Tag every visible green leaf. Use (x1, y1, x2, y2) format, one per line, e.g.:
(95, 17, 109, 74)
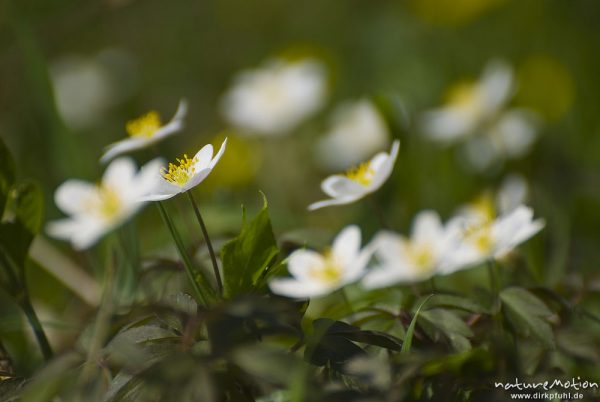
(402, 294, 433, 354)
(0, 137, 16, 216)
(221, 194, 279, 298)
(0, 180, 44, 268)
(420, 294, 490, 314)
(500, 287, 555, 348)
(419, 308, 473, 352)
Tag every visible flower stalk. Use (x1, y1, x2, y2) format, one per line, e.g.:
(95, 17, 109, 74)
(186, 191, 223, 295)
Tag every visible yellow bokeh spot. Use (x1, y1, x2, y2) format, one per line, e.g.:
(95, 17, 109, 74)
(515, 56, 574, 121)
(202, 132, 260, 191)
(126, 111, 162, 138)
(445, 80, 481, 112)
(471, 192, 496, 223)
(345, 162, 375, 186)
(409, 0, 505, 27)
(161, 154, 196, 187)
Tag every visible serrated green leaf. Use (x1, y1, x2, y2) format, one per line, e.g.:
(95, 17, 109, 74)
(500, 287, 555, 348)
(0, 138, 16, 216)
(0, 180, 44, 268)
(221, 194, 279, 298)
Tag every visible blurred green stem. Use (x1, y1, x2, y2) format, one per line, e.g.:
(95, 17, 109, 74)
(20, 297, 53, 361)
(156, 201, 210, 305)
(338, 288, 353, 314)
(487, 259, 501, 313)
(186, 191, 223, 296)
(368, 195, 388, 229)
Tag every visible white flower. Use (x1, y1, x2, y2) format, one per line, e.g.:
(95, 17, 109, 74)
(461, 108, 539, 171)
(362, 211, 460, 289)
(441, 205, 545, 275)
(420, 60, 513, 143)
(308, 140, 400, 211)
(269, 226, 370, 298)
(316, 99, 390, 170)
(221, 58, 326, 135)
(139, 138, 227, 202)
(100, 100, 188, 163)
(47, 157, 162, 250)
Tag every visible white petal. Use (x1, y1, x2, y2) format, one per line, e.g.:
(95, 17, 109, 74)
(46, 218, 81, 240)
(209, 137, 227, 169)
(420, 108, 475, 143)
(307, 195, 361, 211)
(54, 180, 96, 215)
(269, 278, 330, 298)
(497, 174, 528, 214)
(138, 179, 181, 202)
(366, 140, 399, 192)
(100, 137, 148, 164)
(320, 175, 365, 198)
(102, 157, 137, 193)
(135, 158, 166, 197)
(332, 225, 361, 266)
(182, 168, 212, 192)
(193, 144, 214, 171)
(287, 250, 326, 281)
(411, 210, 443, 244)
(479, 60, 513, 113)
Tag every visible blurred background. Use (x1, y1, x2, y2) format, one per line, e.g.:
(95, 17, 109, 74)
(1, 0, 599, 373)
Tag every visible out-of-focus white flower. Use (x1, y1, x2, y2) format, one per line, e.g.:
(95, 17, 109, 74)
(316, 99, 390, 170)
(441, 204, 544, 275)
(362, 211, 461, 289)
(221, 58, 327, 135)
(100, 100, 188, 163)
(269, 226, 370, 298)
(496, 174, 528, 214)
(51, 49, 137, 130)
(421, 60, 513, 143)
(308, 140, 400, 211)
(461, 109, 539, 171)
(47, 158, 162, 250)
(139, 138, 227, 202)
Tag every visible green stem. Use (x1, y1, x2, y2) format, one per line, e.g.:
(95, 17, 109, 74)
(156, 202, 210, 305)
(186, 191, 223, 296)
(20, 298, 53, 361)
(338, 288, 353, 314)
(487, 259, 501, 314)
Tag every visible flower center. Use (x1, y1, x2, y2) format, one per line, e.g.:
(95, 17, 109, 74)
(309, 250, 343, 285)
(126, 111, 162, 138)
(85, 185, 122, 220)
(446, 81, 482, 114)
(345, 162, 375, 186)
(161, 154, 196, 187)
(466, 223, 494, 253)
(406, 242, 436, 272)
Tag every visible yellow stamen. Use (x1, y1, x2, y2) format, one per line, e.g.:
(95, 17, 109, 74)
(161, 154, 196, 187)
(472, 225, 493, 253)
(126, 111, 162, 138)
(345, 162, 375, 186)
(471, 193, 496, 224)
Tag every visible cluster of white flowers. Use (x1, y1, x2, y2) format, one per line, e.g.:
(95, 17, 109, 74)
(270, 190, 544, 298)
(420, 60, 540, 171)
(48, 98, 227, 250)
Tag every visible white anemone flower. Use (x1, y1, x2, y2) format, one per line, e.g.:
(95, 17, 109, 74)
(221, 58, 326, 135)
(362, 211, 461, 289)
(139, 138, 227, 202)
(316, 99, 390, 171)
(100, 100, 188, 163)
(462, 108, 539, 171)
(308, 140, 400, 211)
(47, 157, 163, 250)
(269, 226, 370, 298)
(441, 205, 545, 275)
(420, 60, 513, 143)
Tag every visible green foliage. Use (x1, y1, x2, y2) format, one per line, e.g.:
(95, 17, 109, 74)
(221, 194, 279, 298)
(0, 180, 44, 269)
(500, 287, 555, 348)
(0, 138, 16, 215)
